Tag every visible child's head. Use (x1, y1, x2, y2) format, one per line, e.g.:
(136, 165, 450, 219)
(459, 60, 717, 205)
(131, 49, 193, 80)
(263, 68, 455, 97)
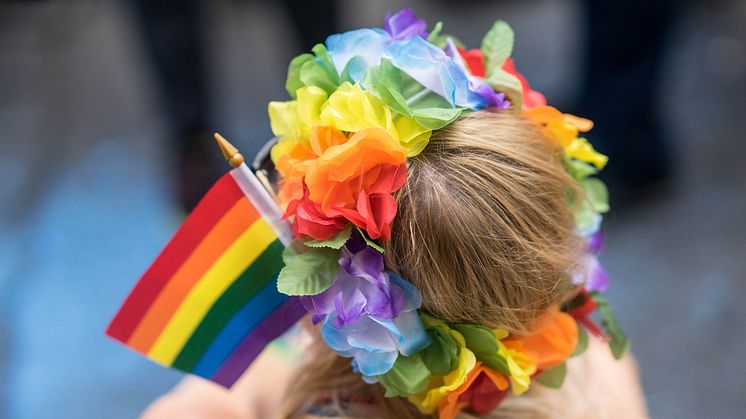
(280, 110, 583, 418)
(385, 110, 581, 335)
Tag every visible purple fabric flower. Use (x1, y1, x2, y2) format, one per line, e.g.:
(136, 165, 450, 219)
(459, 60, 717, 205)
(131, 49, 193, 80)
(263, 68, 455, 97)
(301, 234, 404, 327)
(320, 272, 430, 377)
(384, 9, 427, 41)
(572, 254, 609, 292)
(587, 230, 605, 254)
(301, 233, 430, 377)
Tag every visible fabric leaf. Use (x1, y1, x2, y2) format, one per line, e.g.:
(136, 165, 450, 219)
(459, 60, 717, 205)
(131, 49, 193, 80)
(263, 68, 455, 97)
(421, 327, 459, 376)
(535, 363, 567, 389)
(377, 353, 431, 397)
(452, 324, 510, 375)
(277, 243, 339, 296)
(482, 20, 514, 77)
(365, 59, 463, 131)
(581, 177, 610, 214)
(426, 21, 443, 44)
(426, 21, 464, 49)
(286, 44, 340, 98)
(356, 227, 385, 253)
(485, 69, 523, 110)
(591, 292, 629, 359)
(305, 225, 352, 249)
(565, 158, 598, 181)
(286, 53, 313, 98)
(571, 324, 589, 357)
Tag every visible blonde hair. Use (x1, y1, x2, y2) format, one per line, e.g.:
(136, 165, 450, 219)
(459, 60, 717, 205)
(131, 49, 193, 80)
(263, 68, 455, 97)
(278, 110, 583, 418)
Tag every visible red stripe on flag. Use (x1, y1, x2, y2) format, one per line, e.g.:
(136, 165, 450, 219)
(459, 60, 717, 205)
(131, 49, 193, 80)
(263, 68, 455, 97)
(106, 173, 244, 342)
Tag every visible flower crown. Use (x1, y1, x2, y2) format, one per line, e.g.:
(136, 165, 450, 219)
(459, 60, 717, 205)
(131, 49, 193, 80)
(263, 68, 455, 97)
(268, 9, 627, 418)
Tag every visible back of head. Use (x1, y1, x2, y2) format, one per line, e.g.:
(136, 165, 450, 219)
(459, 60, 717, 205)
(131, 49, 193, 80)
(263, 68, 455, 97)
(386, 110, 580, 334)
(281, 110, 583, 418)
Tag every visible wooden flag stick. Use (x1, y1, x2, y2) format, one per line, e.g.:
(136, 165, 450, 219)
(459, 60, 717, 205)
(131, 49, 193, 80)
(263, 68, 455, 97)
(214, 133, 245, 168)
(213, 132, 292, 245)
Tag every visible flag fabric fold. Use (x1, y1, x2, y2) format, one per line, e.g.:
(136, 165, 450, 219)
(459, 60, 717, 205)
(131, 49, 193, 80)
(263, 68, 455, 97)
(107, 170, 302, 388)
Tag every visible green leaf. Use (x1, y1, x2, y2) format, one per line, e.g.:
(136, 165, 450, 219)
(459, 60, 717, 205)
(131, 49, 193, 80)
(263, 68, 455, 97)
(452, 324, 510, 375)
(581, 177, 609, 214)
(571, 325, 589, 357)
(286, 44, 341, 97)
(421, 327, 459, 376)
(285, 53, 313, 98)
(365, 59, 465, 130)
(572, 200, 596, 232)
(591, 293, 630, 359)
(565, 158, 598, 181)
(304, 225, 352, 249)
(426, 21, 464, 49)
(481, 20, 514, 77)
(535, 363, 567, 388)
(485, 69, 523, 111)
(426, 21, 443, 44)
(412, 107, 463, 129)
(377, 353, 431, 397)
(356, 227, 384, 253)
(277, 242, 339, 296)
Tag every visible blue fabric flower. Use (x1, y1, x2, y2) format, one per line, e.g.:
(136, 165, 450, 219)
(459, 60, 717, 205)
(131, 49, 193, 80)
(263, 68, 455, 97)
(386, 36, 495, 109)
(325, 11, 505, 110)
(319, 272, 430, 377)
(326, 28, 390, 82)
(443, 38, 509, 109)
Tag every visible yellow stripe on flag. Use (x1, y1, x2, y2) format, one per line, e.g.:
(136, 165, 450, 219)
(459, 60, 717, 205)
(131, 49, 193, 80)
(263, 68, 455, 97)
(148, 219, 276, 364)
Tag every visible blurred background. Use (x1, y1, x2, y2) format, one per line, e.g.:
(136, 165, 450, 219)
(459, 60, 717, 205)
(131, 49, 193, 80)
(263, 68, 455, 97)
(1, 0, 744, 418)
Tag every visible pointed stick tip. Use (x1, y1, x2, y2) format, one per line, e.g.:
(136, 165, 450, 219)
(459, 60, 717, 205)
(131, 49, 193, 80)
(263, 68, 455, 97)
(213, 132, 244, 168)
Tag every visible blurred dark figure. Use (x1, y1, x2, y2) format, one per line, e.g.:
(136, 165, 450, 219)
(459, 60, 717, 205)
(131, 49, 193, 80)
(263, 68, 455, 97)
(131, 0, 338, 210)
(578, 0, 684, 206)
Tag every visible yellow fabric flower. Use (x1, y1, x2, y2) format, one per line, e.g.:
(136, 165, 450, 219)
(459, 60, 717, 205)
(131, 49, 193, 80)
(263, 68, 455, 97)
(319, 82, 431, 157)
(408, 318, 477, 414)
(524, 105, 608, 169)
(565, 137, 608, 169)
(492, 329, 537, 396)
(269, 82, 431, 158)
(268, 85, 328, 143)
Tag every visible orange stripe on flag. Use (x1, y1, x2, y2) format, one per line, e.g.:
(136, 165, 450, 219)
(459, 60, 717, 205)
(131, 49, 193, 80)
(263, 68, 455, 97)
(127, 198, 260, 353)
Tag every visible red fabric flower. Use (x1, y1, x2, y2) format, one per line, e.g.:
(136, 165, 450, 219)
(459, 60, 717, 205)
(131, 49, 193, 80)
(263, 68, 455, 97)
(457, 47, 486, 77)
(456, 46, 547, 110)
(439, 364, 510, 419)
(568, 289, 605, 338)
(502, 58, 547, 109)
(283, 184, 347, 240)
(457, 370, 510, 414)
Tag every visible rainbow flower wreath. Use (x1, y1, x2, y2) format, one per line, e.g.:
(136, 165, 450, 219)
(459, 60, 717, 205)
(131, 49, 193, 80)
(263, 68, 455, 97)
(269, 9, 628, 419)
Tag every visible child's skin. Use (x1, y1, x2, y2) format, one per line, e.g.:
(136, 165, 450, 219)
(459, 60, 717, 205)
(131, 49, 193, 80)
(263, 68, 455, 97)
(142, 335, 649, 419)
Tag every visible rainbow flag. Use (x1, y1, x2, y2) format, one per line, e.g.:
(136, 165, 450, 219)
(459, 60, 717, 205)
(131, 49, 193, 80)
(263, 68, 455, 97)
(106, 170, 304, 387)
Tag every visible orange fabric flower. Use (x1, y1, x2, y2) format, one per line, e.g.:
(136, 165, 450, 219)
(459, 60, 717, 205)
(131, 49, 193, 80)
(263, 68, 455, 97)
(438, 364, 510, 419)
(275, 125, 347, 180)
(509, 310, 578, 371)
(281, 126, 408, 240)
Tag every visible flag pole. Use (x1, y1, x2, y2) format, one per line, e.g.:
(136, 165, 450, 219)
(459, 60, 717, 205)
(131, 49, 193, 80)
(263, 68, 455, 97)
(214, 133, 292, 245)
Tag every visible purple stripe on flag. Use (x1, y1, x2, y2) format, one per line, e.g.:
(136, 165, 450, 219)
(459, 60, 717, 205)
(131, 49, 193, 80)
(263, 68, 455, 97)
(210, 297, 306, 387)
